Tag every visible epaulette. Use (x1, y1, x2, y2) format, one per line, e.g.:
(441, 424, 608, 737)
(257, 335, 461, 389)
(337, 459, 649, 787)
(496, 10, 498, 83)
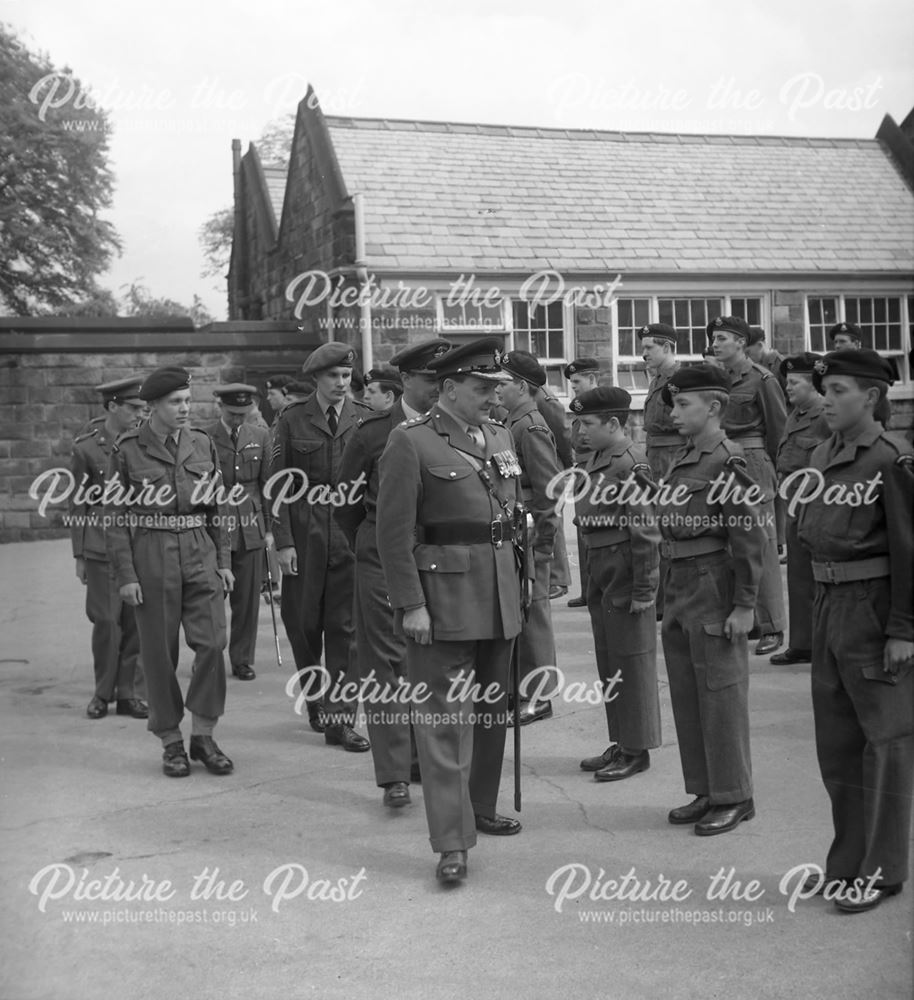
(485, 417, 505, 427)
(74, 427, 100, 445)
(112, 427, 140, 450)
(403, 413, 433, 428)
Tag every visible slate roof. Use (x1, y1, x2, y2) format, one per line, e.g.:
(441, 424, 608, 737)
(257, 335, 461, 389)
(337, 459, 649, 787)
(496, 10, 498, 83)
(259, 117, 914, 274)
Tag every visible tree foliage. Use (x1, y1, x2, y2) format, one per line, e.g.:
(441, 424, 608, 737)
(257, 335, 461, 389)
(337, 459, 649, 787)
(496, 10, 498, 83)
(60, 281, 215, 327)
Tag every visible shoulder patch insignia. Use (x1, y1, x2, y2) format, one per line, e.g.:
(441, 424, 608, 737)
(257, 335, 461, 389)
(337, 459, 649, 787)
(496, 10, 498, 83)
(895, 453, 914, 472)
(74, 427, 100, 444)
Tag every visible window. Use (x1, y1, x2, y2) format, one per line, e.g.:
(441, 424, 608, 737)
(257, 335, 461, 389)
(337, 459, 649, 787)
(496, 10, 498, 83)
(512, 301, 565, 359)
(807, 297, 839, 353)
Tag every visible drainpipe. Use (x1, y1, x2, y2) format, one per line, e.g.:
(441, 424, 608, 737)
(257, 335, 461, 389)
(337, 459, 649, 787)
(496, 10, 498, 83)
(353, 193, 372, 370)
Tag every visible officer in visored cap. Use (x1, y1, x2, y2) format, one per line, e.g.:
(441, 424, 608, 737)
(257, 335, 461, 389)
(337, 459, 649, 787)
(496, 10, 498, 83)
(104, 366, 236, 778)
(377, 336, 524, 884)
(795, 349, 913, 912)
(71, 376, 148, 721)
(270, 341, 371, 750)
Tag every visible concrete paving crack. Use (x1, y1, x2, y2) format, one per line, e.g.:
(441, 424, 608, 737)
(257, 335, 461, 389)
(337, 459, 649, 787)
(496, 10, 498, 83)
(520, 760, 615, 836)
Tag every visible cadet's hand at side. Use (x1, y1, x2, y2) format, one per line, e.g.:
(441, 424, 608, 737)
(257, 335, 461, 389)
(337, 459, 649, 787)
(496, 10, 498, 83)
(218, 569, 235, 594)
(724, 606, 754, 643)
(278, 546, 297, 575)
(119, 583, 143, 606)
(884, 638, 914, 676)
(75, 557, 87, 585)
(403, 606, 432, 645)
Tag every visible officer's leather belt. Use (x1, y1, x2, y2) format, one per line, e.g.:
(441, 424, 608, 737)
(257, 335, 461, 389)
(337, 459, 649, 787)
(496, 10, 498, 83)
(581, 526, 630, 547)
(647, 434, 682, 447)
(729, 435, 765, 449)
(422, 520, 510, 546)
(660, 536, 727, 560)
(811, 556, 890, 584)
(131, 513, 206, 531)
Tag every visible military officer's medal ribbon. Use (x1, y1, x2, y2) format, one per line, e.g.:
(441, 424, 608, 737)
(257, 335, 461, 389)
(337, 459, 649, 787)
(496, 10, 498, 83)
(493, 450, 521, 477)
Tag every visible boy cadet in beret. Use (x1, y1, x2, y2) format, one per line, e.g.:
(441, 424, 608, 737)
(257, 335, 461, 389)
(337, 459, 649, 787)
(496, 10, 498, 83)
(362, 366, 403, 413)
(746, 327, 787, 392)
(657, 363, 766, 835)
(828, 322, 866, 351)
(335, 338, 450, 808)
(270, 341, 371, 751)
(564, 357, 602, 607)
(708, 316, 787, 656)
(70, 377, 148, 721)
(104, 366, 236, 778)
(637, 324, 682, 481)
(205, 384, 272, 682)
(771, 355, 830, 665)
(496, 351, 562, 726)
(795, 349, 913, 913)
(377, 337, 524, 884)
(571, 387, 662, 781)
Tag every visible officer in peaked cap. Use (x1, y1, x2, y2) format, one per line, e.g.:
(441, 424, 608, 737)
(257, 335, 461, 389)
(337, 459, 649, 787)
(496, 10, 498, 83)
(206, 384, 272, 683)
(270, 341, 371, 750)
(377, 336, 524, 884)
(828, 322, 867, 351)
(105, 365, 235, 778)
(496, 350, 562, 726)
(795, 348, 913, 912)
(71, 376, 147, 721)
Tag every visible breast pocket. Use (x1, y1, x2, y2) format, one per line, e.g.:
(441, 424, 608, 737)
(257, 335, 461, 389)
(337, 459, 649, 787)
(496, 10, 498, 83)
(665, 476, 709, 538)
(240, 445, 264, 476)
(726, 392, 756, 427)
(427, 465, 474, 483)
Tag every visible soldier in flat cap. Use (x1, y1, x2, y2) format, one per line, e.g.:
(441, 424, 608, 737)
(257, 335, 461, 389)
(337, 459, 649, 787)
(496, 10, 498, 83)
(494, 350, 562, 726)
(772, 355, 830, 666)
(70, 377, 148, 720)
(377, 337, 524, 884)
(708, 316, 787, 656)
(269, 342, 370, 751)
(795, 350, 913, 913)
(362, 366, 403, 413)
(571, 387, 662, 782)
(563, 357, 602, 608)
(828, 322, 866, 351)
(335, 339, 450, 808)
(105, 366, 235, 778)
(206, 385, 272, 682)
(657, 364, 766, 835)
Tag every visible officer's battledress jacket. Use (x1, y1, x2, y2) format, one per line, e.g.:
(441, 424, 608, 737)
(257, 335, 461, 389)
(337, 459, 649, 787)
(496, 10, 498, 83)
(205, 421, 271, 551)
(70, 422, 117, 562)
(105, 423, 230, 586)
(376, 405, 523, 641)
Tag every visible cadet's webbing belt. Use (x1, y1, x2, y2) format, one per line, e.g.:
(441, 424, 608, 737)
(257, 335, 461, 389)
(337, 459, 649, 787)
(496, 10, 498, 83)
(581, 526, 630, 547)
(422, 521, 509, 546)
(811, 556, 890, 584)
(728, 435, 765, 449)
(646, 434, 682, 447)
(660, 536, 727, 560)
(132, 513, 206, 531)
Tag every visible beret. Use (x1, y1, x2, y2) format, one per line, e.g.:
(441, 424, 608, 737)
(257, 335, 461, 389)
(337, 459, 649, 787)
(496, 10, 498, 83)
(563, 357, 600, 379)
(301, 341, 357, 375)
(661, 364, 732, 405)
(364, 366, 403, 390)
(499, 350, 547, 387)
(779, 352, 822, 377)
(569, 386, 632, 415)
(96, 376, 144, 403)
(139, 366, 191, 401)
(213, 383, 257, 410)
(706, 316, 751, 342)
(426, 336, 509, 381)
(827, 322, 867, 346)
(636, 323, 677, 346)
(389, 338, 452, 374)
(748, 326, 766, 347)
(812, 349, 895, 393)
(284, 379, 313, 396)
(265, 374, 293, 391)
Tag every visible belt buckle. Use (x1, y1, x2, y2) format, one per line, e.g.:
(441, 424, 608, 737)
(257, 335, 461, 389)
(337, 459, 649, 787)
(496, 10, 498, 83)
(822, 562, 838, 584)
(659, 540, 672, 560)
(490, 519, 504, 548)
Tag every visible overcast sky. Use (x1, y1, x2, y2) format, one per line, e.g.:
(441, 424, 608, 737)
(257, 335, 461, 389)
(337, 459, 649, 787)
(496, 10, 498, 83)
(6, 0, 913, 319)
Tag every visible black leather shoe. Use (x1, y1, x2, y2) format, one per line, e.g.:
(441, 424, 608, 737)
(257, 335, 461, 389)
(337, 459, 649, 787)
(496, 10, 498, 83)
(548, 585, 567, 600)
(86, 696, 108, 719)
(307, 705, 325, 734)
(324, 723, 371, 753)
(116, 698, 148, 719)
(754, 632, 783, 656)
(580, 746, 619, 772)
(382, 782, 411, 808)
(436, 850, 468, 883)
(232, 664, 256, 681)
(695, 798, 755, 836)
(835, 883, 902, 913)
(511, 699, 553, 727)
(769, 648, 811, 665)
(668, 795, 712, 825)
(474, 814, 522, 836)
(189, 735, 234, 775)
(594, 749, 650, 782)
(162, 742, 190, 778)
(567, 596, 587, 608)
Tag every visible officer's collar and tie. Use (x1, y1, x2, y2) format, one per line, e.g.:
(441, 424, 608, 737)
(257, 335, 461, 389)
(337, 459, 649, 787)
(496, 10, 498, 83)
(434, 401, 487, 455)
(220, 417, 241, 447)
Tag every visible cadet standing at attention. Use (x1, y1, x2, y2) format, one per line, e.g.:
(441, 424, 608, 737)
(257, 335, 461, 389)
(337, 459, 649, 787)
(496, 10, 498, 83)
(377, 337, 524, 885)
(335, 339, 450, 808)
(796, 349, 913, 913)
(637, 324, 682, 481)
(571, 387, 662, 782)
(105, 366, 235, 778)
(657, 364, 766, 835)
(772, 354, 830, 666)
(206, 384, 272, 681)
(70, 376, 147, 721)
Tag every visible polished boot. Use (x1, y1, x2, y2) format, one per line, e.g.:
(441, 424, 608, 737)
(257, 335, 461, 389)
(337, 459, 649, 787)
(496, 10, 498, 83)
(382, 781, 411, 808)
(86, 696, 108, 719)
(116, 698, 148, 719)
(324, 723, 371, 753)
(474, 814, 522, 836)
(580, 746, 619, 772)
(594, 749, 650, 782)
(835, 883, 902, 914)
(769, 648, 811, 665)
(694, 798, 754, 836)
(162, 741, 190, 778)
(436, 851, 468, 883)
(667, 795, 712, 825)
(754, 632, 783, 656)
(307, 704, 325, 734)
(189, 735, 234, 775)
(232, 664, 256, 680)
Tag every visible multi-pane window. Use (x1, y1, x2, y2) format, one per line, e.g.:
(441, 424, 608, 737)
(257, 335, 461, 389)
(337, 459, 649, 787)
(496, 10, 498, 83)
(512, 301, 565, 360)
(808, 297, 839, 352)
(806, 294, 910, 382)
(845, 296, 904, 354)
(657, 298, 724, 356)
(730, 297, 762, 327)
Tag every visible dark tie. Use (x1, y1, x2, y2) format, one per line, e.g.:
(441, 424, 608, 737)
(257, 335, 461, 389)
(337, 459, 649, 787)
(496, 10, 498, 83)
(326, 406, 338, 435)
(165, 434, 178, 457)
(230, 426, 239, 447)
